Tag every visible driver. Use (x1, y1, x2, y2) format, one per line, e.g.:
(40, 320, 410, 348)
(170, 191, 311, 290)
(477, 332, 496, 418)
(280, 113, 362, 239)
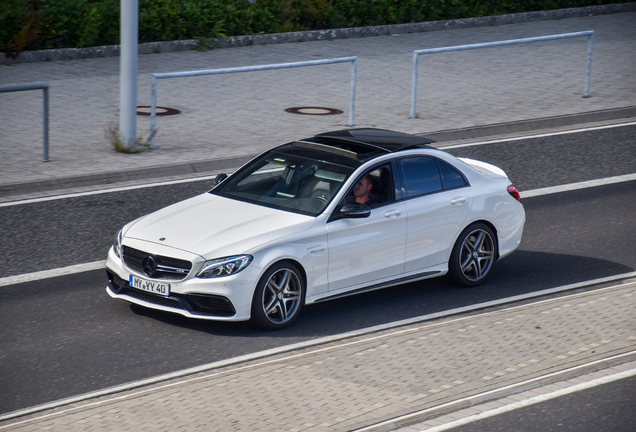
(351, 175, 375, 206)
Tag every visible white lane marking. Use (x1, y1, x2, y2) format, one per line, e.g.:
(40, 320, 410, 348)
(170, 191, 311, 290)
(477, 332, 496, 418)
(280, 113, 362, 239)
(1, 120, 635, 209)
(1, 278, 634, 424)
(0, 174, 219, 208)
(0, 261, 104, 287)
(520, 173, 636, 198)
(417, 367, 636, 432)
(441, 120, 636, 149)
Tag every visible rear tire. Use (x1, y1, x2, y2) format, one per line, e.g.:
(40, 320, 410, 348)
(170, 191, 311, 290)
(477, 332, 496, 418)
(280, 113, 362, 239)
(449, 223, 496, 287)
(250, 262, 305, 330)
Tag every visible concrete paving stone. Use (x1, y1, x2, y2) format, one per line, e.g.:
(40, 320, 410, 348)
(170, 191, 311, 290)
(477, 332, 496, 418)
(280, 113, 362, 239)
(395, 427, 421, 432)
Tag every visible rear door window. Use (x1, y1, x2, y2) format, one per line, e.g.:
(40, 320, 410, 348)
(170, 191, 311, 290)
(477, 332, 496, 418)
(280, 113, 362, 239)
(398, 157, 442, 198)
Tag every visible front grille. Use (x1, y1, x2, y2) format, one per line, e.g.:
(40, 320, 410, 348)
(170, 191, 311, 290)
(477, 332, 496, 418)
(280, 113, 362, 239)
(122, 246, 192, 280)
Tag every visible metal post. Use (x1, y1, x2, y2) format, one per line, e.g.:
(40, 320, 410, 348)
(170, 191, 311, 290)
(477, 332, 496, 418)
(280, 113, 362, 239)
(349, 58, 357, 126)
(584, 33, 594, 98)
(43, 85, 49, 162)
(151, 76, 157, 149)
(410, 52, 419, 119)
(120, 0, 139, 152)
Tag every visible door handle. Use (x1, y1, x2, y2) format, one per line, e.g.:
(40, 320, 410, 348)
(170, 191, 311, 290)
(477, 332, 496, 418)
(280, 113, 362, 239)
(451, 197, 467, 205)
(384, 210, 401, 218)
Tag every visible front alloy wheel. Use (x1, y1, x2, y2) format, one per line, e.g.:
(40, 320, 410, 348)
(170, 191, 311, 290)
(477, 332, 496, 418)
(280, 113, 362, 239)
(449, 223, 496, 287)
(251, 262, 305, 330)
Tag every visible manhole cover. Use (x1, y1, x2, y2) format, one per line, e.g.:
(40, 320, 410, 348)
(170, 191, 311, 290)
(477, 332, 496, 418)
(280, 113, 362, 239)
(136, 106, 181, 116)
(285, 107, 343, 116)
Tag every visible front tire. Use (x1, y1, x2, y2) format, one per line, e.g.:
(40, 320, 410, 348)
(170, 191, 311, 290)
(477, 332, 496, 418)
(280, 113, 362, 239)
(449, 223, 496, 287)
(250, 262, 305, 330)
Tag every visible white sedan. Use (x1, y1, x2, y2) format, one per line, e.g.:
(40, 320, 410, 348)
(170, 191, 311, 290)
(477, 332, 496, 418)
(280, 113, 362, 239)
(106, 129, 525, 329)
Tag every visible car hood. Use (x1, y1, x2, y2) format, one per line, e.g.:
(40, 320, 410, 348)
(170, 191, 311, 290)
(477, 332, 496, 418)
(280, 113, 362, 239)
(124, 193, 316, 259)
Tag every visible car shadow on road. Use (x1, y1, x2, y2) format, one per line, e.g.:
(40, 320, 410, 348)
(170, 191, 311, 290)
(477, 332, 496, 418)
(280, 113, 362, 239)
(128, 250, 633, 339)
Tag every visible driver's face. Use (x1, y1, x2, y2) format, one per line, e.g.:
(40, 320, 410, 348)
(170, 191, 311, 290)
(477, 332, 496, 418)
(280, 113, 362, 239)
(354, 177, 371, 197)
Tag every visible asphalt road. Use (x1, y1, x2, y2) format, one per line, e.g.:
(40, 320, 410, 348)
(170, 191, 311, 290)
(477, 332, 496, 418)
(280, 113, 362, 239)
(0, 124, 635, 414)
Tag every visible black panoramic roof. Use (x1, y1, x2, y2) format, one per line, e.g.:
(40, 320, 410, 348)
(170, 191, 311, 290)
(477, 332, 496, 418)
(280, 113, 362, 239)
(293, 128, 436, 162)
(316, 128, 436, 151)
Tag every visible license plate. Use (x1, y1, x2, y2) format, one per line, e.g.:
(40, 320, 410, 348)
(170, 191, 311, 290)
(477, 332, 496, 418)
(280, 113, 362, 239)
(129, 275, 170, 296)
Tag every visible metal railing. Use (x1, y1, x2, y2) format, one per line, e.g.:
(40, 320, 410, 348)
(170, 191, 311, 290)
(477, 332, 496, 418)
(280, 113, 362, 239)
(410, 31, 594, 119)
(0, 84, 50, 161)
(150, 57, 358, 148)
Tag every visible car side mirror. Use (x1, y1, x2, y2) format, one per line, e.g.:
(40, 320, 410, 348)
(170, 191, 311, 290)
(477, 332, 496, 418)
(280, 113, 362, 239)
(213, 173, 228, 186)
(338, 203, 371, 219)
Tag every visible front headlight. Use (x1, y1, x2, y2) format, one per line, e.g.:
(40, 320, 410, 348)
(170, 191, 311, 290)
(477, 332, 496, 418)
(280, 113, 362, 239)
(196, 255, 253, 278)
(113, 229, 123, 258)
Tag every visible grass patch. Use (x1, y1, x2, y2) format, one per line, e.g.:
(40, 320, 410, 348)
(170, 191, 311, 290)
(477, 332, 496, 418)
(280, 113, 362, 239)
(105, 122, 157, 154)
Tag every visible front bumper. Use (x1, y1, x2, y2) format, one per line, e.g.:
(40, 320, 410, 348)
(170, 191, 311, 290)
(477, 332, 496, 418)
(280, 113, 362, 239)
(105, 247, 256, 321)
(106, 269, 238, 317)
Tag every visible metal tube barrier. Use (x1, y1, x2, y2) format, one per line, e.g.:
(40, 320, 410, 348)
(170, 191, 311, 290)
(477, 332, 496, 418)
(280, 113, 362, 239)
(0, 84, 50, 161)
(584, 32, 594, 98)
(150, 57, 358, 149)
(410, 31, 594, 119)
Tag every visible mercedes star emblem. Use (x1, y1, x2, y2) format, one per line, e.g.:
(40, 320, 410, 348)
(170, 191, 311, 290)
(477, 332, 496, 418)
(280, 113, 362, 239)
(141, 256, 158, 277)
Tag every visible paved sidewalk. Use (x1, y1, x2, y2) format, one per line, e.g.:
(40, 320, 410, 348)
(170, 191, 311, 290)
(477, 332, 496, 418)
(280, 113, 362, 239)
(1, 280, 634, 431)
(1, 11, 635, 199)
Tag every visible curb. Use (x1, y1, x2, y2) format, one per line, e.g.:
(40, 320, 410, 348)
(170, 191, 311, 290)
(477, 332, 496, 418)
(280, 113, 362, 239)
(3, 3, 635, 64)
(0, 106, 634, 200)
(423, 105, 636, 142)
(0, 154, 252, 198)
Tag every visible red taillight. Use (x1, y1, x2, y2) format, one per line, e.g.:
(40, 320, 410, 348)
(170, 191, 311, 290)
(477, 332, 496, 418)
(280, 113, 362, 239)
(507, 185, 521, 202)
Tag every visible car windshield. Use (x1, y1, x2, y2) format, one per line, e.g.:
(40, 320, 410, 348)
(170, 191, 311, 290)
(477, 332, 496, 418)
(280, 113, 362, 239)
(211, 150, 354, 216)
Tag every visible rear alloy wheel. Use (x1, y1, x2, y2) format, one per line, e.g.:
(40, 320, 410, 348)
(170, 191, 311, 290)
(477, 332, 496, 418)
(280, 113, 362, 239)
(449, 223, 496, 287)
(251, 262, 305, 330)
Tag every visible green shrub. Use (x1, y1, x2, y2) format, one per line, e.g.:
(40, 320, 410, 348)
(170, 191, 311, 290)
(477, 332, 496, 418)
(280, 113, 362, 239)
(1, 0, 44, 56)
(1, 0, 631, 56)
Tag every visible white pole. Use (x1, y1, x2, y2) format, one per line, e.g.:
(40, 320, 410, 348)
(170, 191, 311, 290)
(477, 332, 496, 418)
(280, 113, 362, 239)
(120, 0, 138, 152)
